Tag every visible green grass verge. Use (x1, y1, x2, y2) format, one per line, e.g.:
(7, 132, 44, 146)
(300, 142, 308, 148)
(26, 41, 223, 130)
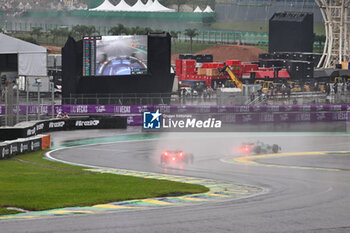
(0, 207, 21, 216)
(0, 151, 209, 214)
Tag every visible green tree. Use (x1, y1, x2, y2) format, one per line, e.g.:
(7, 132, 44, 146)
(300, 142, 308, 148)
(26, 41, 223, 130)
(184, 28, 199, 53)
(30, 27, 42, 40)
(108, 24, 126, 35)
(70, 25, 98, 40)
(49, 28, 61, 44)
(170, 30, 180, 52)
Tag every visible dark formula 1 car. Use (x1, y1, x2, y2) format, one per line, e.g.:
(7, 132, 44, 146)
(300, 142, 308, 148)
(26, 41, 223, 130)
(160, 150, 194, 165)
(240, 141, 281, 154)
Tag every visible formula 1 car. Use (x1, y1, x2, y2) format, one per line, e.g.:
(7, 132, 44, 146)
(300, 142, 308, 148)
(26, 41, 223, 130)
(160, 150, 194, 165)
(240, 141, 281, 154)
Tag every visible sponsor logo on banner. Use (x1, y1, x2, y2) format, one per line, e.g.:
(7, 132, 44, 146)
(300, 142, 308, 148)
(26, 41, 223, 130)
(27, 127, 36, 136)
(41, 105, 48, 114)
(331, 105, 342, 111)
(127, 116, 134, 124)
(143, 110, 162, 129)
(316, 113, 326, 120)
(239, 106, 249, 112)
(297, 113, 311, 121)
(316, 105, 324, 111)
(347, 105, 350, 111)
(31, 141, 34, 151)
(253, 105, 261, 112)
(75, 120, 100, 127)
(36, 123, 44, 131)
(137, 106, 149, 113)
(20, 143, 23, 153)
(280, 114, 289, 121)
(242, 114, 252, 122)
(71, 105, 88, 114)
(33, 141, 41, 150)
(49, 121, 65, 128)
(332, 112, 347, 120)
(143, 110, 222, 130)
(95, 106, 106, 113)
(301, 105, 311, 112)
(114, 106, 131, 114)
(177, 106, 188, 113)
(55, 106, 63, 114)
(284, 105, 293, 112)
(159, 105, 171, 113)
(260, 114, 274, 122)
(267, 106, 279, 112)
(2, 148, 5, 158)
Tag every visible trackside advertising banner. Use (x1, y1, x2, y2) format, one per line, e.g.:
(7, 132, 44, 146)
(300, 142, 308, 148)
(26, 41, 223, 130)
(1, 104, 350, 115)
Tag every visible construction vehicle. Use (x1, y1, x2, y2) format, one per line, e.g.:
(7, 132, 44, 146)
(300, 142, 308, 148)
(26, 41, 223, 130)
(219, 65, 243, 90)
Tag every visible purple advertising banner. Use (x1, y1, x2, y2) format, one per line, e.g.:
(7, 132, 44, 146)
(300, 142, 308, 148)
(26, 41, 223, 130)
(1, 104, 350, 116)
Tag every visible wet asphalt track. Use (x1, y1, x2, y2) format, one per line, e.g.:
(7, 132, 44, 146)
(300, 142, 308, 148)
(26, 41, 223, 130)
(2, 127, 350, 233)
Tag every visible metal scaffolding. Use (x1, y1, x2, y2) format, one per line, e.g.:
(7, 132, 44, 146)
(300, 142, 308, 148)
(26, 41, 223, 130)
(316, 0, 350, 68)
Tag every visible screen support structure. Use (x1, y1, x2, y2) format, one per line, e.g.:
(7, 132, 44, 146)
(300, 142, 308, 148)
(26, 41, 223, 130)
(315, 0, 350, 68)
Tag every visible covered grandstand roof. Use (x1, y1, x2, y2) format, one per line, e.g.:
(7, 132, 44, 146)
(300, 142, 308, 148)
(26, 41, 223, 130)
(145, 0, 175, 12)
(193, 6, 202, 12)
(203, 5, 214, 13)
(131, 0, 146, 11)
(114, 0, 132, 11)
(145, 0, 153, 7)
(89, 0, 115, 11)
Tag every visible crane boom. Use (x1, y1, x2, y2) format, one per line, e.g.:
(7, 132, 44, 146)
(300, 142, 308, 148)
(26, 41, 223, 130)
(221, 65, 243, 89)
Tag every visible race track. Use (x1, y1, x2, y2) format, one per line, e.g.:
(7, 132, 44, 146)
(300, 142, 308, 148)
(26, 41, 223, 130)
(1, 129, 350, 233)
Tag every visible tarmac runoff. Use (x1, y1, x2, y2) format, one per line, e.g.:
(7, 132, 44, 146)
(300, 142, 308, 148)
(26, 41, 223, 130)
(222, 151, 350, 172)
(0, 134, 264, 221)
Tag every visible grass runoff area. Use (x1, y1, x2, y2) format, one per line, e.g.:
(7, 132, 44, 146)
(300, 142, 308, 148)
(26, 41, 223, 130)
(0, 151, 208, 216)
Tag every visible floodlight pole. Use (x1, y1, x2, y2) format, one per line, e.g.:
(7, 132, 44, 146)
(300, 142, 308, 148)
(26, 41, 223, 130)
(315, 0, 350, 68)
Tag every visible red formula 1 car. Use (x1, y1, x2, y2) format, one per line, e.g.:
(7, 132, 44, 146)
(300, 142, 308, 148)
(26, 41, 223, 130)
(160, 150, 194, 165)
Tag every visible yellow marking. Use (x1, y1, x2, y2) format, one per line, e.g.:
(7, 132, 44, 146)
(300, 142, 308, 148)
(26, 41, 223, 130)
(92, 204, 140, 209)
(178, 197, 209, 202)
(50, 210, 99, 214)
(0, 216, 41, 220)
(206, 193, 231, 197)
(142, 199, 173, 205)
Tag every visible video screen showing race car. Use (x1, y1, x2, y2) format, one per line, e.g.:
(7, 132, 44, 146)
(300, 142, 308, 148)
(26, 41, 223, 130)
(83, 35, 148, 76)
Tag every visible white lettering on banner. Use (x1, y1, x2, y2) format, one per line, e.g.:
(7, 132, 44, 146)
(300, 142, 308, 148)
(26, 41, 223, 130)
(29, 106, 38, 114)
(55, 106, 62, 114)
(49, 121, 65, 128)
(218, 107, 226, 113)
(72, 105, 88, 113)
(280, 114, 289, 121)
(316, 105, 324, 111)
(297, 113, 311, 121)
(316, 113, 326, 120)
(301, 105, 311, 111)
(33, 142, 40, 149)
(159, 105, 170, 113)
(95, 106, 106, 113)
(332, 112, 347, 120)
(127, 116, 134, 124)
(11, 145, 18, 153)
(331, 105, 342, 111)
(36, 123, 44, 131)
(239, 106, 249, 112)
(137, 106, 149, 113)
(253, 106, 261, 112)
(120, 106, 131, 114)
(260, 114, 274, 122)
(163, 118, 222, 128)
(75, 120, 100, 127)
(242, 114, 252, 122)
(284, 105, 293, 112)
(27, 127, 36, 136)
(41, 105, 48, 114)
(267, 106, 279, 112)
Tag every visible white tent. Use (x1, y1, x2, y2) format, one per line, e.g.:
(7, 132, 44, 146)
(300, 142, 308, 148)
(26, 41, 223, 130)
(145, 0, 153, 8)
(145, 0, 175, 12)
(131, 0, 147, 12)
(0, 33, 47, 77)
(113, 0, 132, 11)
(193, 6, 202, 12)
(89, 0, 115, 11)
(17, 2, 24, 10)
(203, 5, 214, 13)
(24, 3, 32, 10)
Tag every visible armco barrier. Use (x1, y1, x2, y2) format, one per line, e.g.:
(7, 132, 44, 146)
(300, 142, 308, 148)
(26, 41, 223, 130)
(0, 116, 127, 141)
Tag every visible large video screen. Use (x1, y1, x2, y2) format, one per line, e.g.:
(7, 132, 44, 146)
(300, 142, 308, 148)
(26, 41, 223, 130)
(83, 35, 148, 76)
